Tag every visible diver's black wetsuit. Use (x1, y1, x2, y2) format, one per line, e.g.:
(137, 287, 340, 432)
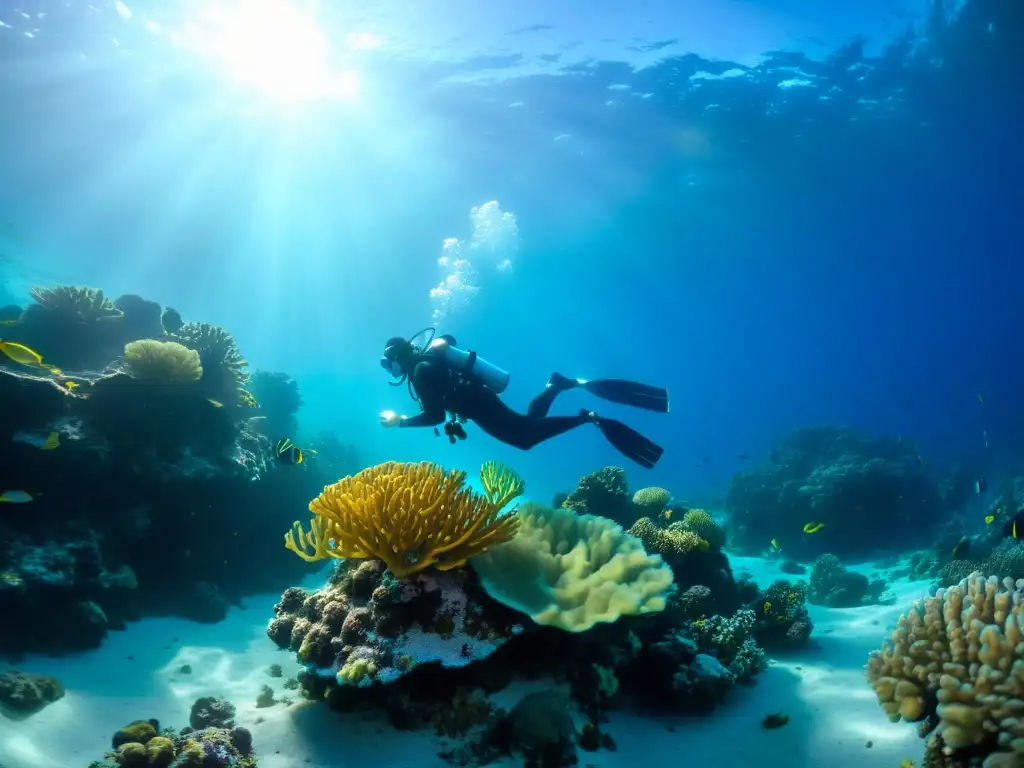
(399, 358, 588, 449)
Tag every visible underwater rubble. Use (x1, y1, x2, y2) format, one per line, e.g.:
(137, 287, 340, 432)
(0, 285, 360, 656)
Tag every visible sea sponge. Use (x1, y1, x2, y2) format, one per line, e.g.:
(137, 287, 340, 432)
(122, 340, 202, 382)
(29, 285, 123, 322)
(632, 486, 672, 515)
(471, 502, 675, 633)
(679, 510, 726, 551)
(284, 461, 522, 579)
(866, 572, 1024, 764)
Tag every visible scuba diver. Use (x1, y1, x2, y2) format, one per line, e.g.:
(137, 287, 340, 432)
(378, 328, 669, 468)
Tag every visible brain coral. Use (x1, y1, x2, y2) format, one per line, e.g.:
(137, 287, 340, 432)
(471, 502, 674, 633)
(867, 572, 1024, 766)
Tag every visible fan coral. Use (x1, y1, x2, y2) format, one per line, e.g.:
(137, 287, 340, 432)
(284, 462, 522, 579)
(170, 322, 249, 400)
(679, 509, 726, 551)
(122, 340, 202, 382)
(633, 487, 672, 515)
(867, 572, 1024, 767)
(471, 502, 674, 633)
(29, 285, 123, 322)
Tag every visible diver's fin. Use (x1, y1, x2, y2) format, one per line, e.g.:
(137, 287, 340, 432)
(579, 378, 669, 413)
(591, 412, 664, 469)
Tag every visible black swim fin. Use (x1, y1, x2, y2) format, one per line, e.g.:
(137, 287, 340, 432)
(591, 412, 664, 469)
(579, 378, 670, 414)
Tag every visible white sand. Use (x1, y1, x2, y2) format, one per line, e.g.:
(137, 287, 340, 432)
(0, 559, 929, 768)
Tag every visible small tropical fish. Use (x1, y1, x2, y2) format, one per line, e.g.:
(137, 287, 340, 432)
(985, 514, 996, 525)
(902, 759, 915, 768)
(1002, 507, 1024, 540)
(0, 570, 23, 586)
(0, 340, 62, 375)
(803, 521, 825, 534)
(276, 438, 303, 465)
(13, 431, 59, 450)
(0, 490, 33, 503)
(207, 399, 224, 408)
(952, 536, 970, 559)
(696, 538, 709, 552)
(63, 381, 79, 390)
(763, 601, 771, 615)
(0, 316, 23, 326)
(977, 393, 984, 404)
(661, 509, 672, 522)
(770, 538, 781, 552)
(974, 478, 987, 494)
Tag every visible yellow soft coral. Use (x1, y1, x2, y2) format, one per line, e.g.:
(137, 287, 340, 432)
(471, 503, 674, 633)
(123, 340, 202, 382)
(867, 572, 1024, 765)
(678, 509, 725, 550)
(284, 462, 522, 579)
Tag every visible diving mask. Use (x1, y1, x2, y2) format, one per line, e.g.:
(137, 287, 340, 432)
(380, 355, 404, 378)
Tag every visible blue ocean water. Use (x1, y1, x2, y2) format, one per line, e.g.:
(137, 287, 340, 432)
(0, 1, 1022, 766)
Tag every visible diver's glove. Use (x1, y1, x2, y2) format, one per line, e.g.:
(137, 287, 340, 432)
(380, 410, 404, 428)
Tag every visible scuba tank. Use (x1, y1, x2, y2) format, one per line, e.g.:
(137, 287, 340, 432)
(428, 336, 510, 393)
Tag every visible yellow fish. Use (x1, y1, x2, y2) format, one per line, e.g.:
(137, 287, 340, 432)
(661, 509, 672, 522)
(951, 536, 968, 558)
(770, 538, 780, 552)
(63, 381, 79, 390)
(803, 521, 825, 534)
(0, 317, 23, 327)
(207, 399, 224, 408)
(13, 431, 59, 450)
(697, 539, 709, 552)
(763, 601, 771, 615)
(0, 490, 33, 503)
(0, 340, 62, 375)
(902, 759, 915, 768)
(985, 514, 995, 524)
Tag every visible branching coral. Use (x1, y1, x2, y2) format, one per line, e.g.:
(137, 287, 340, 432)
(563, 466, 633, 524)
(29, 285, 123, 322)
(471, 502, 674, 633)
(867, 572, 1024, 767)
(678, 509, 726, 551)
(169, 321, 249, 401)
(691, 609, 766, 681)
(627, 517, 705, 559)
(284, 462, 522, 579)
(632, 487, 672, 515)
(122, 340, 202, 382)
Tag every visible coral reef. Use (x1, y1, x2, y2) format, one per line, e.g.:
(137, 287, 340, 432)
(471, 503, 674, 632)
(808, 553, 891, 607)
(727, 425, 943, 558)
(268, 559, 524, 689)
(87, 712, 256, 768)
(285, 461, 522, 578)
(867, 572, 1024, 767)
(749, 579, 814, 650)
(0, 671, 65, 717)
(0, 285, 336, 655)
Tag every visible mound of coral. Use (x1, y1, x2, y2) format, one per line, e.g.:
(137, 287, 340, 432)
(0, 284, 357, 655)
(727, 425, 943, 559)
(87, 711, 256, 768)
(867, 572, 1024, 767)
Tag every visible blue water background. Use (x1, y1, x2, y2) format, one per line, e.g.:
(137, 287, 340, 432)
(0, 0, 1020, 506)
